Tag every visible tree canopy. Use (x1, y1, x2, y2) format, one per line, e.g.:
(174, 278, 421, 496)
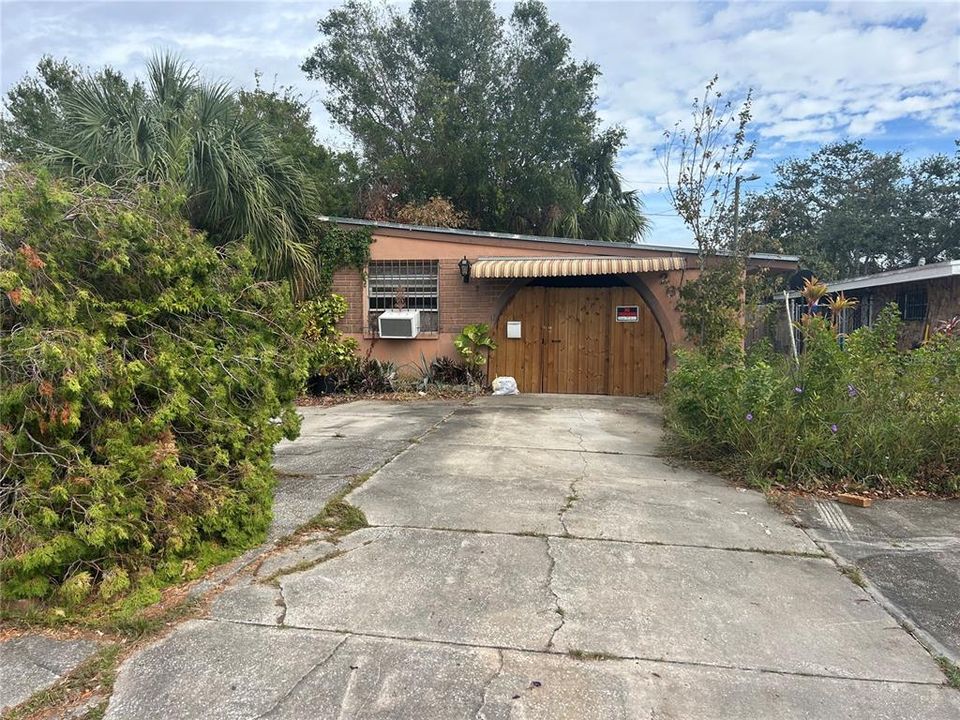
(236, 73, 361, 217)
(2, 54, 322, 293)
(743, 140, 960, 278)
(302, 0, 647, 241)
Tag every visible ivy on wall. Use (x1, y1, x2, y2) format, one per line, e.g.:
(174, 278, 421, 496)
(313, 222, 372, 296)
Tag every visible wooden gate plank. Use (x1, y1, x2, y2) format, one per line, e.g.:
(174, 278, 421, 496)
(489, 284, 665, 396)
(489, 285, 544, 393)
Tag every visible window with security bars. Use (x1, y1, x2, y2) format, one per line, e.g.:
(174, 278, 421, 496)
(367, 260, 440, 333)
(897, 287, 927, 322)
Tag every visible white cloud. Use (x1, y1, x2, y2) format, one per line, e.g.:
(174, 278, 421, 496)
(2, 0, 957, 246)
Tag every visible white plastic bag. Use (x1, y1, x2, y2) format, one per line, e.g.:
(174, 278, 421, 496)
(491, 376, 519, 395)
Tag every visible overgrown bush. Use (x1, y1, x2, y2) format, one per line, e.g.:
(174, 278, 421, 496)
(664, 307, 960, 494)
(0, 171, 310, 603)
(302, 294, 359, 376)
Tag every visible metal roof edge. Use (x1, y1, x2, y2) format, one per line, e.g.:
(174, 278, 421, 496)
(318, 215, 800, 263)
(784, 259, 960, 298)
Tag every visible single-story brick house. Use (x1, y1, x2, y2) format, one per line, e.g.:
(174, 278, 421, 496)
(784, 259, 960, 349)
(326, 217, 798, 395)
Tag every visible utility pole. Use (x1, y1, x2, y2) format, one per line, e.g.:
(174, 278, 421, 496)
(732, 173, 760, 342)
(732, 173, 760, 256)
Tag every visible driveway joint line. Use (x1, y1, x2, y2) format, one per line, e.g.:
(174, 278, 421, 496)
(355, 523, 827, 559)
(408, 440, 665, 457)
(199, 617, 948, 689)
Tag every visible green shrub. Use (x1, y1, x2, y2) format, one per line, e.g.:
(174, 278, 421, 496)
(429, 356, 472, 386)
(0, 170, 310, 602)
(454, 323, 496, 383)
(664, 307, 960, 494)
(302, 293, 359, 375)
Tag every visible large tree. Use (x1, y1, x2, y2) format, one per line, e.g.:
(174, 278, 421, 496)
(236, 73, 361, 217)
(302, 0, 647, 241)
(2, 54, 320, 292)
(743, 140, 960, 278)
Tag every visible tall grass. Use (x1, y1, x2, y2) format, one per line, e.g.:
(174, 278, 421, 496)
(664, 306, 960, 494)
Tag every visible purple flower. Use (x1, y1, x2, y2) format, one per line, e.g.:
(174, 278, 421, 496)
(830, 424, 838, 434)
(794, 386, 803, 394)
(847, 384, 858, 398)
(745, 412, 753, 422)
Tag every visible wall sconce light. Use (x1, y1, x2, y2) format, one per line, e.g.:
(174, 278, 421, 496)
(458, 256, 471, 283)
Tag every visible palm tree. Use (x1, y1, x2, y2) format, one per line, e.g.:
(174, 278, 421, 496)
(43, 53, 318, 294)
(546, 133, 650, 243)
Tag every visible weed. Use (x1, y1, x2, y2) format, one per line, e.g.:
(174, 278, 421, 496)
(567, 649, 618, 661)
(663, 307, 960, 496)
(937, 657, 960, 690)
(260, 549, 347, 586)
(5, 644, 122, 720)
(840, 565, 866, 588)
(764, 489, 796, 516)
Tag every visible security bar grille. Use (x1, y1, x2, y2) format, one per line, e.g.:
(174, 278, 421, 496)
(898, 287, 928, 322)
(367, 260, 439, 332)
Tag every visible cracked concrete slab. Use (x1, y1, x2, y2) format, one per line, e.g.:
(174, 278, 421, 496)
(280, 527, 559, 650)
(290, 402, 454, 440)
(267, 473, 357, 541)
(98, 396, 957, 718)
(564, 459, 819, 553)
(547, 537, 945, 683)
(253, 537, 340, 581)
(104, 625, 959, 720)
(103, 621, 348, 720)
(482, 649, 960, 720)
(262, 634, 501, 719)
(423, 404, 663, 454)
(208, 581, 286, 626)
(272, 439, 407, 475)
(348, 445, 577, 535)
(0, 635, 100, 712)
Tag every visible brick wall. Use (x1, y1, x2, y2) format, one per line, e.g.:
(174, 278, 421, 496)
(872, 276, 959, 348)
(331, 268, 364, 334)
(437, 259, 512, 331)
(330, 261, 514, 337)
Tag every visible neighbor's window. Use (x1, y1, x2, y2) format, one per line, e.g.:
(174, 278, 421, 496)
(897, 287, 928, 322)
(367, 260, 440, 333)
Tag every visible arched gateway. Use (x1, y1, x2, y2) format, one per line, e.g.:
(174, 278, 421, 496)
(488, 281, 667, 396)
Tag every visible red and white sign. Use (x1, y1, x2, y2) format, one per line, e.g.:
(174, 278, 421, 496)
(615, 305, 639, 322)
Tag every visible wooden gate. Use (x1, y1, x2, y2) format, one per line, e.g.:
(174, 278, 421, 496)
(488, 285, 667, 395)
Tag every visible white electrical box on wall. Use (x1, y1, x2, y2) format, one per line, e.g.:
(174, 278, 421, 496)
(506, 321, 522, 339)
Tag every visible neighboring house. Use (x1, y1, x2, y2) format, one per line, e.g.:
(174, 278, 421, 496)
(326, 217, 798, 396)
(784, 260, 960, 349)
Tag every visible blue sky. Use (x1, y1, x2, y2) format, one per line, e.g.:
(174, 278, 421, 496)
(2, 0, 958, 246)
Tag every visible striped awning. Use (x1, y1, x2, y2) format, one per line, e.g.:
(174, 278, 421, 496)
(471, 255, 685, 279)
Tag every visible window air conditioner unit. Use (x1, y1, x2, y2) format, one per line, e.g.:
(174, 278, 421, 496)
(378, 309, 421, 339)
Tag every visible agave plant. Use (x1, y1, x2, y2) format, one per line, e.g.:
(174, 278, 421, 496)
(41, 53, 318, 294)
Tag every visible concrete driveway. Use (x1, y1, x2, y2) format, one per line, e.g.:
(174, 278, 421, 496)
(104, 396, 959, 719)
